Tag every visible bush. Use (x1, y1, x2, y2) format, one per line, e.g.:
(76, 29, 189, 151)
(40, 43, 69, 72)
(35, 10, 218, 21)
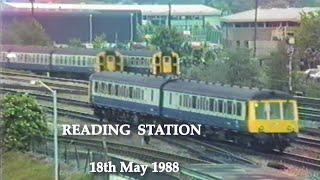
(0, 94, 49, 151)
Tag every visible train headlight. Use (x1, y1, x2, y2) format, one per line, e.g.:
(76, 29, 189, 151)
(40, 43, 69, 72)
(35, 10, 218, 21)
(287, 125, 294, 132)
(258, 126, 264, 132)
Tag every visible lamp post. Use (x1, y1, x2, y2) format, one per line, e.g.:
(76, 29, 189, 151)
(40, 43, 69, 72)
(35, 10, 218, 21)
(30, 80, 58, 180)
(130, 13, 134, 42)
(287, 36, 295, 93)
(29, 0, 35, 16)
(89, 14, 93, 44)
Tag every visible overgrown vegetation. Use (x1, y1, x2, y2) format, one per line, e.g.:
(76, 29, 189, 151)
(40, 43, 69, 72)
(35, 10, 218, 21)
(1, 18, 52, 46)
(150, 27, 185, 52)
(3, 151, 92, 180)
(0, 94, 49, 151)
(182, 48, 261, 87)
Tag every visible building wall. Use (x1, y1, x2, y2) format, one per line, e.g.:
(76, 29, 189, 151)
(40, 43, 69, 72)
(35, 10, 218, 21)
(1, 10, 141, 44)
(222, 22, 297, 56)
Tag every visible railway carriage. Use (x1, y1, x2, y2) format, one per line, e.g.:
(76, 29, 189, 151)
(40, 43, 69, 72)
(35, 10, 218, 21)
(0, 45, 53, 72)
(90, 72, 299, 151)
(0, 45, 180, 77)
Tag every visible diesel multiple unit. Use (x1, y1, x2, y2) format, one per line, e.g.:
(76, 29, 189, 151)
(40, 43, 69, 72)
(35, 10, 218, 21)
(0, 45, 180, 78)
(89, 72, 299, 151)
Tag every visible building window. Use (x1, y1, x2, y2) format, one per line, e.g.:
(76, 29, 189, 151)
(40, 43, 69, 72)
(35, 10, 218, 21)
(236, 41, 241, 47)
(244, 41, 249, 48)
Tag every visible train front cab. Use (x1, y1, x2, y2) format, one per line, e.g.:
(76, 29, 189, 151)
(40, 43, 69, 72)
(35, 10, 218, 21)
(247, 100, 299, 149)
(152, 52, 180, 75)
(98, 51, 123, 72)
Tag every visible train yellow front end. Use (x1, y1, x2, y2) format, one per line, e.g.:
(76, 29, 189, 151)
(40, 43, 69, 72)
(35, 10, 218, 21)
(247, 100, 299, 150)
(248, 100, 299, 133)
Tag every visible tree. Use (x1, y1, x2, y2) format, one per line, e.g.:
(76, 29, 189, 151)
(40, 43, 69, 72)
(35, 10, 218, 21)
(93, 34, 108, 49)
(182, 48, 261, 87)
(68, 38, 84, 48)
(295, 11, 320, 69)
(295, 11, 320, 50)
(264, 48, 290, 91)
(150, 27, 185, 53)
(1, 18, 52, 46)
(0, 94, 49, 151)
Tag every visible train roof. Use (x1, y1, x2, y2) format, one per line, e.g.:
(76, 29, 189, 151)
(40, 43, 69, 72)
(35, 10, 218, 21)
(90, 72, 168, 88)
(118, 49, 157, 57)
(0, 45, 159, 57)
(0, 44, 55, 53)
(54, 48, 101, 56)
(164, 79, 292, 101)
(90, 72, 293, 101)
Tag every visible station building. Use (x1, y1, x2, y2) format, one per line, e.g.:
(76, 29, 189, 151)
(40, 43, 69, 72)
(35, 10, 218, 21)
(1, 3, 141, 44)
(221, 7, 320, 57)
(3, 2, 222, 43)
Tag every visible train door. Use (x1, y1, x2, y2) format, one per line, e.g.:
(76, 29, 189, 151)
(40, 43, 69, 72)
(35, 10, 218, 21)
(106, 55, 116, 71)
(152, 53, 162, 75)
(162, 56, 172, 74)
(99, 53, 108, 71)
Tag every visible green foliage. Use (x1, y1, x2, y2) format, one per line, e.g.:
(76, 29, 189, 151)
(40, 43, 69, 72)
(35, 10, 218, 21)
(68, 38, 84, 48)
(1, 18, 52, 46)
(93, 34, 108, 49)
(3, 151, 93, 180)
(0, 94, 49, 151)
(263, 48, 290, 91)
(295, 11, 320, 50)
(182, 48, 261, 86)
(150, 27, 185, 52)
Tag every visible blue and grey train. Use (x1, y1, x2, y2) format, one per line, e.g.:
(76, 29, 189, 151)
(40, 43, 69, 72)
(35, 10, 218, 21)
(0, 45, 180, 78)
(89, 72, 299, 151)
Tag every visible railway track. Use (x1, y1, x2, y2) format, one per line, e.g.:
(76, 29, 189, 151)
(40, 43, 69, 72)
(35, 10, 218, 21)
(295, 136, 320, 149)
(50, 136, 208, 165)
(157, 136, 255, 165)
(0, 70, 89, 85)
(0, 83, 87, 95)
(278, 152, 320, 170)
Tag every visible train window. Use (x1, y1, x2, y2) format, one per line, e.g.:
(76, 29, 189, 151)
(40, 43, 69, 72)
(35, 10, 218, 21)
(183, 95, 187, 107)
(209, 99, 214, 111)
(115, 84, 119, 96)
(142, 90, 144, 100)
(107, 84, 111, 95)
(255, 103, 267, 119)
(77, 59, 81, 66)
(227, 101, 232, 114)
(283, 102, 294, 120)
(151, 90, 154, 101)
(205, 99, 210, 111)
(129, 87, 133, 98)
(164, 56, 170, 63)
(64, 57, 68, 65)
(218, 100, 223, 113)
(270, 103, 281, 119)
(236, 102, 242, 116)
(94, 82, 98, 93)
(179, 95, 182, 106)
(192, 96, 197, 108)
(169, 93, 172, 105)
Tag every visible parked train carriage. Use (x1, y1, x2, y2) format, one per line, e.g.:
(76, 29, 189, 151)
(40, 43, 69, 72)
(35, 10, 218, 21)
(98, 50, 123, 73)
(120, 49, 155, 74)
(90, 72, 299, 150)
(0, 45, 53, 71)
(52, 48, 99, 77)
(0, 45, 181, 77)
(152, 51, 180, 75)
